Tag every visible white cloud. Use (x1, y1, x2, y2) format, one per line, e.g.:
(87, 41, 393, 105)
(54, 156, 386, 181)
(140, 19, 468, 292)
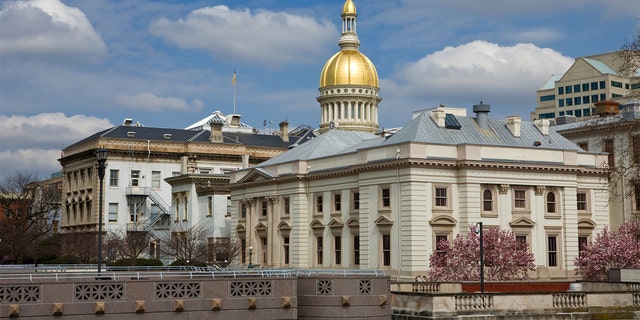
(150, 5, 337, 65)
(380, 41, 574, 124)
(0, 113, 113, 178)
(0, 0, 107, 62)
(115, 93, 204, 112)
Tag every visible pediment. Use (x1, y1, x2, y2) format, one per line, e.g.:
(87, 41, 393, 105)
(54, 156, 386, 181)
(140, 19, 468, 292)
(277, 220, 292, 230)
(577, 218, 596, 229)
(310, 219, 325, 229)
(429, 215, 457, 227)
(255, 221, 268, 231)
(328, 218, 344, 228)
(510, 217, 535, 228)
(346, 218, 359, 228)
(237, 168, 276, 184)
(374, 215, 394, 226)
(235, 224, 246, 233)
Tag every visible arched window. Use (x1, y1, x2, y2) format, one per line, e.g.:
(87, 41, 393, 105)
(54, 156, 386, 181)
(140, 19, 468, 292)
(482, 189, 493, 212)
(546, 192, 556, 213)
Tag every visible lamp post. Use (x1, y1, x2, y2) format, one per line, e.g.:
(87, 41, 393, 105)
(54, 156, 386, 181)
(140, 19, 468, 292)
(95, 148, 108, 274)
(475, 222, 484, 293)
(248, 245, 253, 268)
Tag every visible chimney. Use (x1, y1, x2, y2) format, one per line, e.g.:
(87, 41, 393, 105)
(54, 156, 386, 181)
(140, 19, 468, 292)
(506, 116, 521, 137)
(209, 120, 223, 143)
(473, 101, 491, 129)
(279, 120, 289, 142)
(534, 119, 550, 135)
(228, 114, 241, 127)
(430, 109, 446, 127)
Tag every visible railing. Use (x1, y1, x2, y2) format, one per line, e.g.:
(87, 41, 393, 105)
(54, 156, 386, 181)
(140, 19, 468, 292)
(455, 294, 493, 310)
(553, 293, 586, 307)
(125, 187, 170, 230)
(0, 267, 385, 282)
(413, 281, 441, 293)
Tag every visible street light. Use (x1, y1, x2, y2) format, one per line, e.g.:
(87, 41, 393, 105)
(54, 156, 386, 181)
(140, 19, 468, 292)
(248, 245, 253, 268)
(475, 222, 484, 294)
(95, 148, 108, 274)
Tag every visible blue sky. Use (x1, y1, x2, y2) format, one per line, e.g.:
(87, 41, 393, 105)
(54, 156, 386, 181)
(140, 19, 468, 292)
(1, 0, 639, 178)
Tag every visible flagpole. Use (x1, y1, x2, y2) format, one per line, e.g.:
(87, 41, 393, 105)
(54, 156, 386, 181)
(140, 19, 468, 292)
(232, 71, 237, 114)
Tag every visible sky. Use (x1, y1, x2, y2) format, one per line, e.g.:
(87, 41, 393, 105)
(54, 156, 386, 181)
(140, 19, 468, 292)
(1, 0, 639, 179)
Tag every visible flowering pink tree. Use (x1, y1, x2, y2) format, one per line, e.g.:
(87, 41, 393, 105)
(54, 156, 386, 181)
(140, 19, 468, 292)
(574, 220, 640, 280)
(428, 225, 535, 281)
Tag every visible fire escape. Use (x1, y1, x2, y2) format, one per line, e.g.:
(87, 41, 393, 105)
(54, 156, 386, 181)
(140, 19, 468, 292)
(125, 187, 171, 232)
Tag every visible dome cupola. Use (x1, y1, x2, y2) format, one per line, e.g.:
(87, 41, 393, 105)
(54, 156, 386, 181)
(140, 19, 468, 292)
(317, 0, 381, 134)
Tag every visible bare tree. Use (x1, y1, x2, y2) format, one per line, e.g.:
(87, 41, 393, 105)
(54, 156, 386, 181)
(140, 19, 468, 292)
(0, 172, 61, 263)
(619, 28, 640, 99)
(103, 229, 150, 265)
(156, 223, 211, 265)
(58, 232, 96, 263)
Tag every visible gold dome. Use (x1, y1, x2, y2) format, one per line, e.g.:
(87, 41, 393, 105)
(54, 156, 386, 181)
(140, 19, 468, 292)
(342, 0, 357, 15)
(319, 50, 379, 87)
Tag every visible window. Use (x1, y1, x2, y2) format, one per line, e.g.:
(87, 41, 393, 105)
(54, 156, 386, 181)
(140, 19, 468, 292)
(578, 236, 588, 256)
(382, 234, 391, 266)
(548, 236, 558, 267)
(540, 94, 555, 102)
(591, 82, 598, 90)
(604, 139, 614, 167)
(283, 237, 290, 265)
(207, 196, 213, 216)
(635, 183, 640, 212)
(131, 170, 140, 187)
(583, 108, 591, 117)
(435, 235, 448, 256)
(577, 192, 588, 212)
(109, 170, 119, 187)
(482, 189, 493, 212)
(546, 192, 556, 213)
(582, 96, 589, 104)
(566, 110, 573, 116)
(578, 142, 588, 151)
(566, 98, 573, 106)
(316, 195, 323, 213)
(558, 87, 564, 95)
(151, 171, 161, 188)
(559, 111, 565, 116)
(600, 93, 606, 101)
(582, 83, 589, 92)
(514, 189, 527, 209)
(558, 99, 565, 107)
(565, 85, 572, 94)
(129, 203, 139, 222)
(334, 236, 341, 265)
(353, 192, 360, 210)
(573, 84, 581, 93)
(381, 188, 390, 208)
(353, 236, 360, 265)
(241, 239, 246, 263)
(261, 200, 267, 216)
(108, 203, 118, 222)
(516, 235, 527, 250)
(633, 136, 640, 164)
(611, 80, 623, 88)
(591, 94, 599, 103)
(151, 204, 159, 217)
(435, 187, 448, 207)
(599, 81, 606, 89)
(574, 97, 581, 105)
(316, 236, 323, 265)
(334, 193, 341, 212)
(240, 202, 246, 218)
(575, 109, 582, 117)
(283, 197, 290, 215)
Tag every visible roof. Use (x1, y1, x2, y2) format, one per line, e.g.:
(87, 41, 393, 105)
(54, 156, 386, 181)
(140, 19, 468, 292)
(539, 74, 563, 90)
(384, 112, 581, 150)
(64, 125, 316, 151)
(583, 58, 617, 75)
(258, 130, 380, 166)
(256, 109, 584, 167)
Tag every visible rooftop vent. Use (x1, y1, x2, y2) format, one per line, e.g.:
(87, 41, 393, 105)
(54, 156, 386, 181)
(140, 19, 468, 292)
(163, 133, 172, 140)
(444, 114, 462, 130)
(123, 118, 133, 126)
(127, 131, 135, 137)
